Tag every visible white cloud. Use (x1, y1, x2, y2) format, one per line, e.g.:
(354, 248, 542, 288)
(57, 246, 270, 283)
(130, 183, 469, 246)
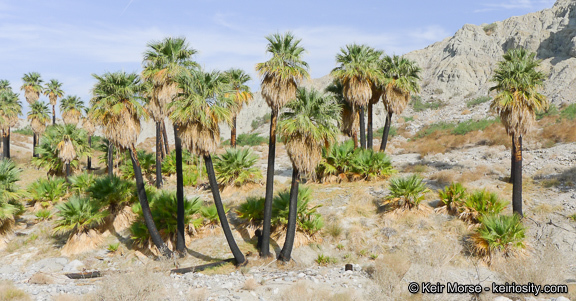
(474, 0, 555, 12)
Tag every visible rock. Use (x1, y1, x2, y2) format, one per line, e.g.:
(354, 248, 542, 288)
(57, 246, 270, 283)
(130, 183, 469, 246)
(63, 260, 85, 272)
(29, 257, 68, 273)
(555, 297, 570, 301)
(493, 297, 513, 301)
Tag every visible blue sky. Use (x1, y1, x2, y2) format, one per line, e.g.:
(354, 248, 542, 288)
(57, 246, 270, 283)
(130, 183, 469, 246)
(0, 0, 555, 115)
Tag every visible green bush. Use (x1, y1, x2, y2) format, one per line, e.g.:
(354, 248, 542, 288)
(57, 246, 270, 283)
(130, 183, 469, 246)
(130, 191, 202, 246)
(412, 96, 445, 112)
(251, 113, 271, 130)
(471, 214, 525, 258)
(28, 177, 68, 206)
(483, 23, 497, 34)
(199, 204, 229, 227)
(350, 149, 394, 180)
(386, 175, 429, 210)
(54, 196, 107, 235)
(272, 186, 323, 235)
(35, 209, 53, 221)
(466, 96, 491, 108)
(214, 148, 262, 186)
(12, 126, 34, 136)
(235, 197, 265, 226)
(460, 190, 508, 223)
(416, 122, 456, 138)
(87, 176, 136, 213)
(560, 103, 576, 120)
(68, 172, 96, 195)
(223, 133, 268, 146)
(452, 118, 498, 135)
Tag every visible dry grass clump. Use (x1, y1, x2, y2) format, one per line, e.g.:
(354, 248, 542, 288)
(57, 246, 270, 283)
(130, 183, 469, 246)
(0, 281, 31, 301)
(27, 272, 54, 285)
(531, 203, 563, 215)
(242, 278, 259, 291)
(540, 118, 576, 146)
(91, 267, 170, 301)
(364, 253, 411, 301)
(429, 170, 457, 185)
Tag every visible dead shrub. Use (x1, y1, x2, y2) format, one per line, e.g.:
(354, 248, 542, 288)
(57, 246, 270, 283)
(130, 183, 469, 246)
(277, 281, 357, 301)
(92, 267, 169, 301)
(430, 170, 457, 185)
(243, 278, 258, 291)
(0, 280, 31, 301)
(28, 272, 54, 285)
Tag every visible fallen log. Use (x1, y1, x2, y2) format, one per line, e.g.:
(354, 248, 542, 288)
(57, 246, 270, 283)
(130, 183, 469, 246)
(171, 258, 236, 274)
(65, 271, 102, 279)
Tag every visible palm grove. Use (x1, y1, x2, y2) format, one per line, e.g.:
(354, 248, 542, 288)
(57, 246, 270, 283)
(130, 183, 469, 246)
(0, 33, 545, 264)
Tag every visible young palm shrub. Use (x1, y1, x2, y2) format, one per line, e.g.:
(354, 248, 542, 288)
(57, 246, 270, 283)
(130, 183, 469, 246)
(384, 175, 429, 212)
(87, 176, 137, 232)
(214, 148, 262, 187)
(349, 148, 394, 180)
(199, 204, 229, 229)
(436, 182, 468, 215)
(0, 159, 26, 239)
(469, 214, 526, 262)
(271, 186, 324, 249)
(316, 140, 355, 182)
(460, 190, 508, 224)
(130, 191, 202, 253)
(119, 150, 156, 183)
(235, 197, 265, 228)
(27, 177, 67, 208)
(54, 196, 108, 256)
(68, 172, 96, 195)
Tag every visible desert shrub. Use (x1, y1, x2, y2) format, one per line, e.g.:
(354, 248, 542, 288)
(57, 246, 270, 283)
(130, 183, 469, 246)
(403, 116, 414, 122)
(385, 175, 429, 210)
(416, 122, 456, 138)
(460, 190, 508, 223)
(316, 140, 394, 182)
(27, 177, 67, 206)
(483, 23, 497, 34)
(452, 118, 499, 135)
(53, 196, 107, 236)
(436, 182, 467, 215)
(68, 172, 95, 195)
(466, 96, 491, 108)
(316, 254, 337, 265)
(92, 268, 169, 301)
(87, 176, 136, 213)
(0, 280, 31, 301)
(214, 148, 262, 187)
(251, 113, 271, 130)
(12, 126, 34, 136)
(272, 186, 323, 235)
(130, 191, 202, 246)
(235, 197, 265, 227)
(470, 214, 525, 259)
(412, 95, 445, 112)
(235, 133, 268, 146)
(375, 126, 397, 138)
(560, 103, 576, 120)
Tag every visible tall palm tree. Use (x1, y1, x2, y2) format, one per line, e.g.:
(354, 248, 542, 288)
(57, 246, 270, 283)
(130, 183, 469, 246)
(43, 79, 64, 125)
(20, 72, 43, 105)
(82, 108, 96, 170)
(224, 69, 253, 147)
(0, 90, 22, 159)
(0, 80, 10, 91)
(277, 87, 340, 261)
(379, 55, 421, 152)
(142, 38, 197, 250)
(91, 71, 172, 257)
(27, 101, 50, 158)
(331, 44, 381, 149)
(170, 69, 246, 264)
(60, 96, 85, 125)
(490, 48, 547, 217)
(255, 32, 309, 258)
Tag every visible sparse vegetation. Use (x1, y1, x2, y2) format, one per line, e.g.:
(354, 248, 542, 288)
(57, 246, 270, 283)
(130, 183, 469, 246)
(250, 113, 271, 130)
(27, 177, 67, 207)
(316, 254, 337, 265)
(466, 96, 491, 108)
(223, 133, 268, 146)
(483, 23, 497, 34)
(411, 95, 445, 112)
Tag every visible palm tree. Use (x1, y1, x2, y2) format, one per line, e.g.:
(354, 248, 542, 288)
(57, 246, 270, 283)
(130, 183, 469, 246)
(82, 108, 96, 170)
(20, 72, 43, 105)
(142, 38, 197, 249)
(277, 87, 340, 261)
(224, 69, 253, 147)
(91, 71, 172, 257)
(170, 69, 245, 264)
(60, 96, 85, 125)
(490, 48, 547, 217)
(43, 79, 64, 125)
(0, 90, 22, 159)
(331, 44, 381, 149)
(255, 32, 309, 258)
(0, 80, 10, 91)
(27, 101, 50, 158)
(325, 79, 358, 145)
(379, 55, 421, 152)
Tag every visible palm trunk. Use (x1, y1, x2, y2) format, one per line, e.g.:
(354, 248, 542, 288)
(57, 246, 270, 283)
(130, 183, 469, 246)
(367, 102, 373, 150)
(380, 111, 393, 152)
(231, 116, 237, 148)
(174, 125, 185, 254)
(512, 135, 523, 217)
(65, 163, 71, 182)
(107, 144, 114, 178)
(33, 133, 37, 158)
(278, 167, 300, 262)
(510, 135, 515, 184)
(7, 128, 10, 159)
(159, 123, 165, 159)
(87, 135, 92, 170)
(352, 132, 358, 149)
(359, 106, 366, 149)
(129, 146, 172, 258)
(155, 122, 163, 189)
(1, 130, 6, 159)
(204, 154, 246, 265)
(260, 110, 278, 258)
(162, 120, 170, 154)
(52, 105, 56, 125)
